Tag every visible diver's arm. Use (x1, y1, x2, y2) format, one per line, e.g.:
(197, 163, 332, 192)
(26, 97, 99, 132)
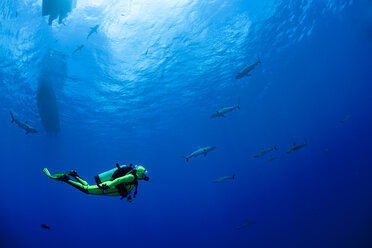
(103, 174, 135, 188)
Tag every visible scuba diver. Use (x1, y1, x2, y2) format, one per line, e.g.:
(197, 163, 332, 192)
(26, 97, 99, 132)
(43, 164, 149, 202)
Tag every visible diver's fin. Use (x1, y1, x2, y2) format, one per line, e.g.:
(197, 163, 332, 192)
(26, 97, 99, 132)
(43, 168, 53, 178)
(42, 168, 69, 181)
(9, 112, 15, 123)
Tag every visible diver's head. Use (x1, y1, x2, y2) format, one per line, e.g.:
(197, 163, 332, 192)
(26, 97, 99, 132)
(135, 165, 149, 181)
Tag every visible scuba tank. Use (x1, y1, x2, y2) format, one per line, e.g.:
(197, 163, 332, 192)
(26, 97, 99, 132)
(94, 164, 134, 185)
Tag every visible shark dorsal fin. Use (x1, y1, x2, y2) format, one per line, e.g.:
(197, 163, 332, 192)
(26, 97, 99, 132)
(25, 120, 28, 124)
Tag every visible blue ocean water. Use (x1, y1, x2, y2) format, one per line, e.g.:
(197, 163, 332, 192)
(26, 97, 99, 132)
(0, 0, 371, 247)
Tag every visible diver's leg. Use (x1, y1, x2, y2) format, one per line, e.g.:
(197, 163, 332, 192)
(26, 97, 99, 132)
(64, 180, 89, 194)
(43, 168, 89, 194)
(43, 168, 74, 180)
(56, 178, 104, 195)
(43, 168, 105, 195)
(64, 171, 113, 195)
(68, 171, 88, 186)
(85, 185, 106, 195)
(74, 176, 88, 186)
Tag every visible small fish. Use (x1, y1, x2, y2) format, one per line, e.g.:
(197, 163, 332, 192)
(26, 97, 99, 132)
(182, 146, 216, 162)
(10, 112, 37, 134)
(72, 45, 84, 55)
(41, 224, 50, 230)
(254, 145, 278, 158)
(236, 221, 256, 230)
(87, 25, 99, 40)
(286, 141, 307, 154)
(236, 57, 261, 79)
(213, 174, 235, 183)
(340, 114, 351, 123)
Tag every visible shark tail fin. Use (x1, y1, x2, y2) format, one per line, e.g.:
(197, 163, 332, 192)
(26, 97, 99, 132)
(10, 112, 15, 123)
(232, 174, 235, 179)
(274, 145, 278, 151)
(182, 156, 189, 162)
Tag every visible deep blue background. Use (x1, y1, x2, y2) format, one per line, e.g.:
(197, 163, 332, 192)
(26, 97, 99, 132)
(0, 0, 371, 247)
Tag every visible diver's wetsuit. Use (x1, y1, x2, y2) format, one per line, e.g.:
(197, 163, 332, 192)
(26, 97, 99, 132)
(43, 168, 135, 197)
(66, 173, 135, 196)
